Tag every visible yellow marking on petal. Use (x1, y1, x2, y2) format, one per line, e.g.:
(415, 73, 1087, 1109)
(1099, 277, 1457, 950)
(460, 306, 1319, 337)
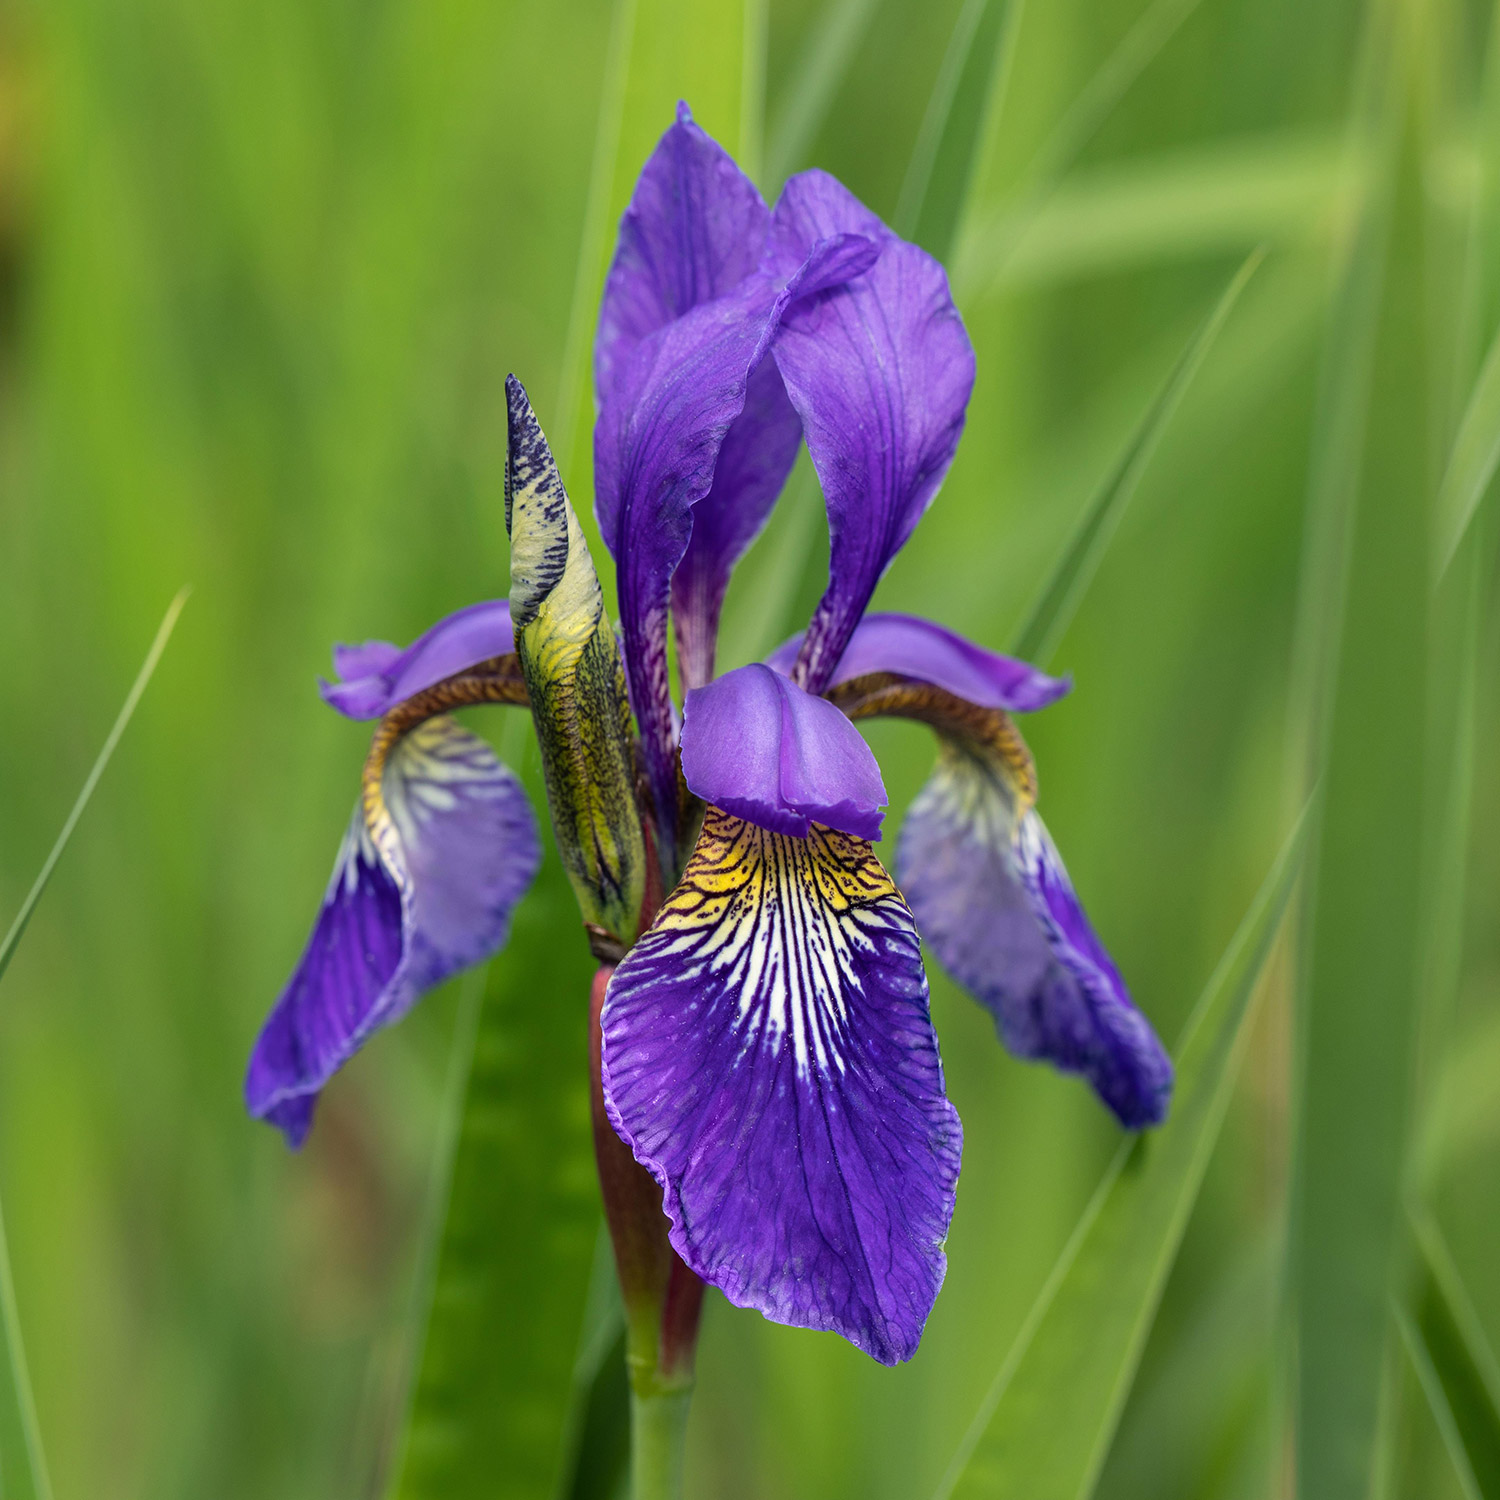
(828, 673, 1037, 811)
(649, 808, 909, 1076)
(360, 657, 529, 868)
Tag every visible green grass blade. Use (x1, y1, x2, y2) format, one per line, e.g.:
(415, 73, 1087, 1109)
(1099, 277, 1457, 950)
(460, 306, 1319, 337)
(962, 132, 1346, 291)
(1435, 322, 1500, 577)
(0, 585, 187, 1500)
(0, 1193, 51, 1500)
(894, 0, 1022, 263)
(1290, 10, 1432, 1496)
(764, 0, 880, 187)
(0, 588, 189, 986)
(551, 0, 757, 564)
(1007, 249, 1262, 665)
(1410, 1212, 1500, 1498)
(389, 857, 601, 1500)
(952, 0, 1206, 298)
(935, 809, 1307, 1500)
(1396, 1301, 1484, 1500)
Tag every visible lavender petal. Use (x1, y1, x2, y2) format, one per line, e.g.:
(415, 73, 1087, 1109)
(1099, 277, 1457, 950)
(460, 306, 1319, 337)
(769, 612, 1071, 713)
(246, 717, 539, 1145)
(320, 601, 516, 721)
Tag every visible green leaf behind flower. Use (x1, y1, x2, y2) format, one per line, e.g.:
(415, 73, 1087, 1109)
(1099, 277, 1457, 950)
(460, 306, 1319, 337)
(934, 809, 1305, 1500)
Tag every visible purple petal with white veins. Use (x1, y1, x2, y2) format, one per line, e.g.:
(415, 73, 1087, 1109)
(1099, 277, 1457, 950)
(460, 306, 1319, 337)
(681, 663, 886, 840)
(321, 602, 516, 720)
(246, 716, 540, 1146)
(768, 613, 1071, 712)
(765, 171, 976, 694)
(601, 808, 962, 1364)
(899, 752, 1171, 1130)
(595, 102, 770, 410)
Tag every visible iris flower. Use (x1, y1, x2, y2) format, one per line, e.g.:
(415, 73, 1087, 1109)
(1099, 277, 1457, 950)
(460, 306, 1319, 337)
(247, 104, 1172, 1369)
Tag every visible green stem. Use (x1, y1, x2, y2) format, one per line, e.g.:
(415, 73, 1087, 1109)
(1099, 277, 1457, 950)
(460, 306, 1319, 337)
(629, 1385, 693, 1500)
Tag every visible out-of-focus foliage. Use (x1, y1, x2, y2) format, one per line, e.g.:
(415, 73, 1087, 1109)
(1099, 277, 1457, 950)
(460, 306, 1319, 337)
(0, 0, 1496, 1497)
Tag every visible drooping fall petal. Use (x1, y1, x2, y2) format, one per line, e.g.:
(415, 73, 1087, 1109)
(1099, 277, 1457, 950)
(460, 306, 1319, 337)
(246, 717, 540, 1145)
(600, 807, 961, 1364)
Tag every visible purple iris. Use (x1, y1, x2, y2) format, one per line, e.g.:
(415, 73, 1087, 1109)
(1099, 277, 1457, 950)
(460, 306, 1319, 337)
(245, 102, 1172, 1369)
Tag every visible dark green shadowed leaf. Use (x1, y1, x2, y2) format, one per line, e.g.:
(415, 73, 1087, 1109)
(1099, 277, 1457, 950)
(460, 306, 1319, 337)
(1397, 1302, 1482, 1500)
(1290, 5, 1432, 1497)
(935, 811, 1307, 1500)
(1410, 1212, 1500, 1497)
(506, 376, 647, 948)
(551, 0, 757, 534)
(894, 0, 1022, 263)
(1007, 250, 1262, 667)
(0, 588, 186, 1500)
(764, 0, 881, 188)
(390, 853, 599, 1500)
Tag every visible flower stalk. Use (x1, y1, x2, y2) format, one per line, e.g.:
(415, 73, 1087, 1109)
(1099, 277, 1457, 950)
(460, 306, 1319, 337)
(589, 965, 703, 1498)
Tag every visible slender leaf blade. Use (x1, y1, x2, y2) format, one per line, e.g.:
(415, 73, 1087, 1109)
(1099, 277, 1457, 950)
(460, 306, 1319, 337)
(0, 588, 189, 985)
(764, 0, 880, 187)
(1397, 1301, 1484, 1500)
(896, 0, 1023, 264)
(1291, 10, 1432, 1497)
(1436, 321, 1500, 576)
(1007, 249, 1262, 666)
(0, 586, 187, 1500)
(952, 0, 1207, 298)
(1411, 1213, 1500, 1497)
(936, 812, 1306, 1500)
(390, 853, 601, 1500)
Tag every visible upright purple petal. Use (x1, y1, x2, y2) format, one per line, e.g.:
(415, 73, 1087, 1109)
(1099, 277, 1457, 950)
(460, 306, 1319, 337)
(246, 717, 540, 1145)
(596, 101, 770, 408)
(898, 739, 1171, 1130)
(672, 357, 803, 690)
(765, 172, 976, 694)
(681, 663, 886, 840)
(768, 613, 1072, 713)
(595, 234, 879, 854)
(601, 808, 961, 1364)
(320, 602, 516, 720)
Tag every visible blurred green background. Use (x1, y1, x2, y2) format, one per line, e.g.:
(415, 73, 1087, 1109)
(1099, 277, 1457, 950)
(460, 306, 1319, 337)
(0, 0, 1495, 1495)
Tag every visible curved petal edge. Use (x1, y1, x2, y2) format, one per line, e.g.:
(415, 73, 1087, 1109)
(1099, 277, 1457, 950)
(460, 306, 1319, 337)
(898, 740, 1171, 1130)
(320, 601, 516, 720)
(770, 613, 1071, 713)
(681, 663, 886, 840)
(246, 717, 540, 1145)
(600, 808, 962, 1364)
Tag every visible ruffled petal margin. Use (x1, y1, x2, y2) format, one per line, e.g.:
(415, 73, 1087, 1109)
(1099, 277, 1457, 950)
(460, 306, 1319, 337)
(320, 601, 516, 721)
(601, 807, 961, 1364)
